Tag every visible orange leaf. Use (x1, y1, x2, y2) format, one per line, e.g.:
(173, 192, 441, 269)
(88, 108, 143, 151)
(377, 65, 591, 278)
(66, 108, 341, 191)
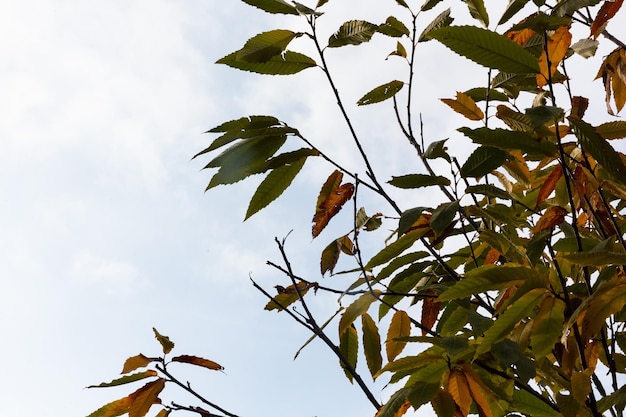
(128, 378, 165, 417)
(122, 354, 155, 374)
(421, 290, 441, 336)
(537, 26, 572, 88)
(312, 181, 355, 238)
(535, 165, 563, 210)
(591, 0, 624, 38)
(386, 310, 411, 361)
(86, 397, 132, 417)
(505, 28, 536, 46)
(484, 248, 500, 265)
(532, 206, 568, 233)
(171, 355, 224, 371)
(440, 92, 484, 121)
(448, 370, 471, 417)
(463, 370, 493, 417)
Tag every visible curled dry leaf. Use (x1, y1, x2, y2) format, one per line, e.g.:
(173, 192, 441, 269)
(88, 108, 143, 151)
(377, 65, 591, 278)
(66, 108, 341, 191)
(312, 170, 355, 237)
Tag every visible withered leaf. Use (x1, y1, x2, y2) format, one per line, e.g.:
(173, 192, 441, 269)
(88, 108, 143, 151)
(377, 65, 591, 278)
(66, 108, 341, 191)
(532, 206, 568, 234)
(312, 179, 355, 238)
(171, 355, 224, 371)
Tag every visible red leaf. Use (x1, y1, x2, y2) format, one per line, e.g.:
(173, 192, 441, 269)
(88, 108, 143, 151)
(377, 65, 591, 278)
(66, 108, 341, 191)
(421, 290, 441, 336)
(535, 165, 563, 209)
(171, 355, 224, 371)
(312, 178, 354, 237)
(591, 0, 624, 38)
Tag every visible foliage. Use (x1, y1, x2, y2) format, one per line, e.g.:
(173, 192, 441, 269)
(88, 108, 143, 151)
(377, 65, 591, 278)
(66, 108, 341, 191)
(89, 0, 626, 417)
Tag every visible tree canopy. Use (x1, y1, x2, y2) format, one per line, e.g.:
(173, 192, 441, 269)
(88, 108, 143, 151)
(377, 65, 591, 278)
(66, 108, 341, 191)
(87, 1, 626, 417)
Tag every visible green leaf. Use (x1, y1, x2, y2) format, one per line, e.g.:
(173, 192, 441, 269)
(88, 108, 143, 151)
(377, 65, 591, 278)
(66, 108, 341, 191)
(216, 50, 316, 75)
(152, 328, 174, 354)
(531, 296, 566, 358)
(398, 207, 428, 236)
(206, 135, 286, 189)
(462, 0, 489, 26)
(362, 313, 383, 377)
(377, 16, 410, 37)
(551, 0, 602, 17)
(418, 8, 454, 42)
(388, 174, 450, 189)
(328, 20, 378, 47)
(88, 371, 158, 388)
(570, 117, 626, 184)
(408, 382, 441, 410)
(424, 139, 451, 162)
(458, 127, 557, 156)
(596, 120, 626, 139)
(357, 80, 404, 105)
(320, 238, 341, 275)
(525, 106, 564, 129)
(499, 0, 531, 25)
(245, 157, 307, 219)
(475, 288, 547, 357)
(421, 0, 444, 11)
(365, 229, 426, 269)
(339, 291, 379, 335)
(293, 1, 322, 15)
(463, 87, 509, 102)
(430, 26, 540, 74)
(460, 146, 507, 178)
(236, 30, 299, 63)
(430, 201, 458, 235)
(375, 250, 430, 281)
(339, 323, 358, 382)
(510, 388, 561, 417)
(240, 0, 298, 14)
(438, 264, 538, 301)
(316, 0, 330, 7)
(376, 387, 412, 417)
(465, 184, 511, 200)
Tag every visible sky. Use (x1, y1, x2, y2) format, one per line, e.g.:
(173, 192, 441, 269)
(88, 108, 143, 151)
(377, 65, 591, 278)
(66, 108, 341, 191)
(1, 1, 625, 417)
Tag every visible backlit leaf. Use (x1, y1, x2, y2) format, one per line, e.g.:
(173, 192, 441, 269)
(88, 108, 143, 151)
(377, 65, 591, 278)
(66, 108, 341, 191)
(216, 50, 316, 75)
(340, 291, 379, 335)
(460, 146, 507, 178)
(590, 0, 624, 38)
(532, 206, 567, 233)
(464, 369, 494, 417)
(430, 26, 540, 74)
(328, 20, 378, 47)
(121, 354, 155, 374)
(562, 251, 626, 266)
(581, 275, 626, 340)
(596, 120, 626, 139)
(531, 295, 565, 357)
(418, 8, 454, 42)
(571, 38, 599, 58)
(236, 30, 299, 63)
(86, 397, 132, 417)
(441, 91, 485, 121)
(386, 310, 411, 361)
(241, 0, 298, 14)
(128, 378, 165, 417)
(535, 165, 563, 209)
(265, 282, 316, 311)
(88, 371, 158, 388)
(448, 369, 471, 416)
(152, 328, 174, 355)
(357, 80, 404, 106)
(245, 156, 307, 219)
(476, 288, 547, 357)
(378, 16, 410, 37)
(421, 290, 441, 336)
(362, 313, 383, 377)
(375, 388, 413, 417)
(571, 369, 593, 405)
(171, 355, 224, 371)
(431, 389, 456, 417)
(312, 181, 354, 237)
(339, 323, 358, 382)
(537, 25, 572, 88)
(462, 0, 489, 27)
(388, 174, 450, 189)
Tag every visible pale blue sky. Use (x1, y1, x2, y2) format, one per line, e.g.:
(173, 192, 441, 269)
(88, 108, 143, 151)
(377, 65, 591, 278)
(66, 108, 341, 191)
(1, 1, 625, 417)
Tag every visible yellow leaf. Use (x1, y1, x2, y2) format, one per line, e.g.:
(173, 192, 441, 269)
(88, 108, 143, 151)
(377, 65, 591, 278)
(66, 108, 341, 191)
(463, 371, 493, 417)
(448, 370, 471, 417)
(128, 378, 165, 417)
(121, 354, 154, 374)
(386, 310, 411, 361)
(532, 206, 568, 234)
(171, 355, 224, 371)
(441, 92, 484, 121)
(537, 26, 572, 88)
(571, 369, 592, 405)
(86, 397, 132, 417)
(152, 328, 174, 354)
(505, 28, 536, 46)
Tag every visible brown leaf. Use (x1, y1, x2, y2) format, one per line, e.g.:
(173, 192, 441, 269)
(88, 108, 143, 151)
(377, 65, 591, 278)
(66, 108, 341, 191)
(421, 290, 441, 336)
(265, 282, 317, 311)
(312, 182, 355, 238)
(171, 355, 224, 371)
(535, 165, 563, 210)
(571, 96, 589, 119)
(532, 206, 568, 234)
(537, 26, 572, 88)
(128, 378, 165, 417)
(597, 48, 626, 114)
(590, 0, 624, 38)
(484, 248, 500, 265)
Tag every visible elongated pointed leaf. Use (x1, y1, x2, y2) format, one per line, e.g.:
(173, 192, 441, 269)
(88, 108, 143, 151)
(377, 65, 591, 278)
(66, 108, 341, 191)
(510, 387, 561, 417)
(430, 26, 540, 74)
(86, 397, 132, 417)
(465, 184, 511, 200)
(570, 117, 626, 184)
(121, 354, 155, 374)
(460, 146, 507, 178)
(386, 310, 411, 361)
(339, 323, 358, 382)
(499, 0, 531, 25)
(320, 238, 341, 275)
(241, 0, 298, 14)
(245, 157, 307, 219)
(460, 127, 557, 156)
(216, 50, 316, 75)
(171, 355, 224, 371)
(418, 8, 454, 42)
(531, 295, 565, 358)
(312, 181, 354, 238)
(88, 371, 158, 388)
(430, 201, 458, 235)
(236, 30, 299, 63)
(357, 80, 404, 105)
(339, 291, 379, 335)
(476, 288, 547, 357)
(441, 91, 484, 121)
(462, 0, 489, 26)
(378, 16, 410, 37)
(362, 313, 383, 377)
(552, 0, 602, 17)
(388, 174, 450, 188)
(365, 229, 426, 269)
(128, 378, 165, 417)
(328, 20, 378, 47)
(596, 120, 626, 139)
(537, 25, 572, 88)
